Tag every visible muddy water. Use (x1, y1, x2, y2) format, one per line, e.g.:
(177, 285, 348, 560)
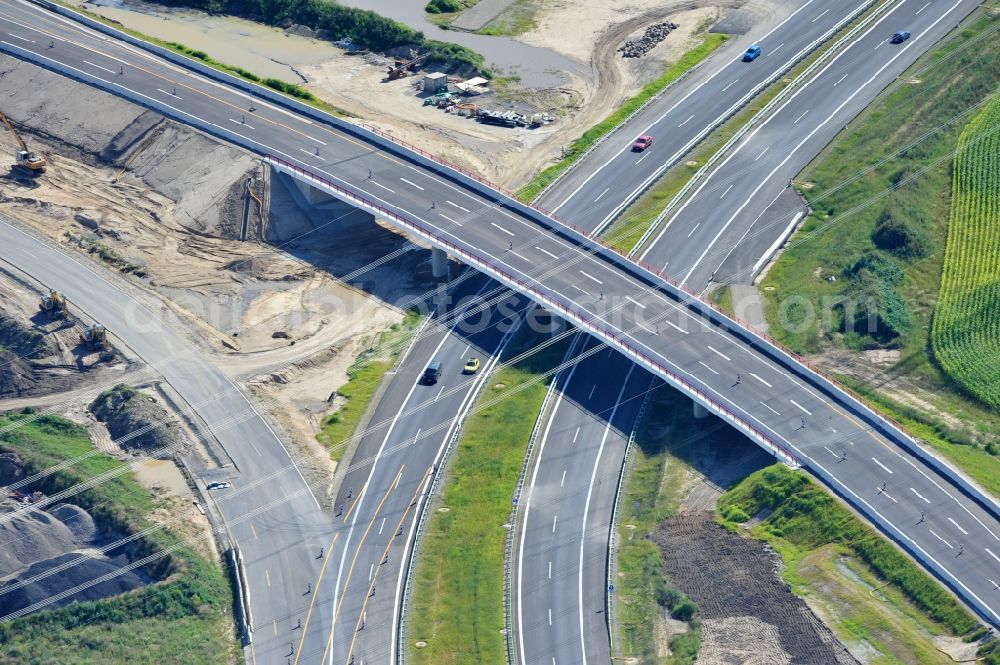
(66, 0, 346, 81)
(71, 0, 582, 87)
(335, 0, 582, 86)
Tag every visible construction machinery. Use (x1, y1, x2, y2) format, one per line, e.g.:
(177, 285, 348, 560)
(385, 52, 429, 81)
(80, 324, 109, 350)
(0, 111, 46, 176)
(39, 289, 68, 318)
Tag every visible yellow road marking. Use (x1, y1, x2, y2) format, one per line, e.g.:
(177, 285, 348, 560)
(342, 481, 368, 524)
(320, 465, 404, 664)
(292, 532, 340, 665)
(342, 466, 431, 665)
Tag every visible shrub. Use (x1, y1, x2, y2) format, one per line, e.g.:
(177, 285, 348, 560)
(425, 0, 462, 13)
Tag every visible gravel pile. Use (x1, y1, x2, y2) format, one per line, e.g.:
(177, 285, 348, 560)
(618, 22, 679, 58)
(90, 384, 184, 456)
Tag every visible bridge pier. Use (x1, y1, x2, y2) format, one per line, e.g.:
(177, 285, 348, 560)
(431, 247, 450, 279)
(291, 176, 337, 205)
(692, 400, 709, 419)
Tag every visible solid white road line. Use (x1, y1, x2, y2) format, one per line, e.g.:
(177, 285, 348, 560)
(548, 608, 553, 625)
(755, 146, 770, 161)
(789, 399, 812, 415)
(793, 109, 810, 124)
(625, 296, 646, 309)
(588, 384, 597, 399)
(549, 561, 553, 578)
(579, 270, 603, 285)
(882, 491, 898, 503)
(823, 446, 839, 458)
(663, 319, 687, 334)
(82, 59, 116, 74)
(536, 246, 559, 260)
(552, 515, 558, 533)
(438, 212, 461, 225)
(229, 117, 254, 130)
(929, 529, 953, 549)
(948, 518, 968, 535)
(916, 1, 931, 13)
(298, 147, 325, 161)
(687, 222, 701, 238)
(510, 250, 529, 261)
(378, 517, 386, 535)
(722, 79, 738, 92)
(834, 72, 849, 86)
(769, 42, 785, 56)
(871, 457, 893, 474)
(986, 548, 1000, 564)
(491, 222, 515, 236)
(560, 470, 566, 488)
(434, 386, 445, 402)
(445, 200, 470, 212)
(749, 372, 772, 387)
(911, 487, 931, 504)
(720, 184, 734, 198)
(635, 152, 651, 165)
(399, 177, 424, 191)
(707, 345, 731, 361)
(698, 361, 719, 375)
(573, 427, 580, 443)
(569, 284, 591, 296)
(371, 180, 395, 193)
(6, 33, 34, 43)
(157, 87, 181, 99)
(812, 8, 831, 21)
(594, 187, 610, 202)
(760, 401, 782, 416)
(678, 114, 695, 127)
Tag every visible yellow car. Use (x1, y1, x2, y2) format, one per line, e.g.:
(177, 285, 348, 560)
(463, 357, 481, 374)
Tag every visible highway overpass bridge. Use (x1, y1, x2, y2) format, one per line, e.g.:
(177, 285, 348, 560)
(2, 1, 998, 661)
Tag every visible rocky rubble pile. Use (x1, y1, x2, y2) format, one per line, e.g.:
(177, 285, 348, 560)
(618, 21, 679, 58)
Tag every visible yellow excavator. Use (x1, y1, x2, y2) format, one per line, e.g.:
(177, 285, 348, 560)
(0, 111, 46, 176)
(39, 289, 68, 318)
(80, 323, 109, 350)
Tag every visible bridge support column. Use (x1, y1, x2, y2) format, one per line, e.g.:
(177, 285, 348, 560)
(692, 400, 709, 419)
(431, 247, 450, 279)
(291, 177, 336, 205)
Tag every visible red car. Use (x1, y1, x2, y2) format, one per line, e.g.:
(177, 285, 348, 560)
(632, 135, 653, 151)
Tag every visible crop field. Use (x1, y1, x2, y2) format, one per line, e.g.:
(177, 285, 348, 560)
(931, 93, 1000, 407)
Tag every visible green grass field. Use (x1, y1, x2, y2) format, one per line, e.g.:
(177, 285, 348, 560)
(407, 326, 569, 665)
(0, 412, 238, 664)
(930, 93, 1000, 408)
(758, 7, 1000, 488)
(718, 466, 978, 636)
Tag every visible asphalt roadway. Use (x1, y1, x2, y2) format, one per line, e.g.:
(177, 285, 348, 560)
(548, 0, 877, 234)
(0, 216, 337, 664)
(639, 0, 985, 286)
(2, 4, 998, 665)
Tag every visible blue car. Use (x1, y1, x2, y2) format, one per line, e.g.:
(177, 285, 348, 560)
(891, 30, 911, 44)
(742, 44, 762, 61)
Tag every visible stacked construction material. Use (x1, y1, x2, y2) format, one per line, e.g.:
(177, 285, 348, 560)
(618, 22, 679, 58)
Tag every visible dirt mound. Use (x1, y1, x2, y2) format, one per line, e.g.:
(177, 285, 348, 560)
(90, 384, 184, 456)
(0, 351, 41, 398)
(654, 512, 858, 665)
(0, 314, 53, 359)
(0, 551, 150, 616)
(0, 453, 26, 486)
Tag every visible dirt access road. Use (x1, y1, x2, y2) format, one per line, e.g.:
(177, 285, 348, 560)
(62, 0, 750, 187)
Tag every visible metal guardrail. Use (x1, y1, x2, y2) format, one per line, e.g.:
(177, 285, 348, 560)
(604, 377, 657, 655)
(502, 333, 582, 665)
(630, 0, 898, 254)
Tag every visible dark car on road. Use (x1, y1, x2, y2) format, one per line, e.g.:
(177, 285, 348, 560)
(891, 30, 911, 43)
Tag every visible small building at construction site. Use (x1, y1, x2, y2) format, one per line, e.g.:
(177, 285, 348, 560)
(422, 72, 448, 93)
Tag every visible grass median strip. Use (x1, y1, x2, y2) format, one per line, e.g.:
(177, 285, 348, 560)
(516, 33, 729, 203)
(0, 411, 238, 664)
(407, 324, 569, 664)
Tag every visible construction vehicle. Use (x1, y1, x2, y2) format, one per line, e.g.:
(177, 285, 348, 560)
(385, 52, 429, 81)
(0, 111, 46, 176)
(39, 289, 68, 318)
(79, 324, 108, 350)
